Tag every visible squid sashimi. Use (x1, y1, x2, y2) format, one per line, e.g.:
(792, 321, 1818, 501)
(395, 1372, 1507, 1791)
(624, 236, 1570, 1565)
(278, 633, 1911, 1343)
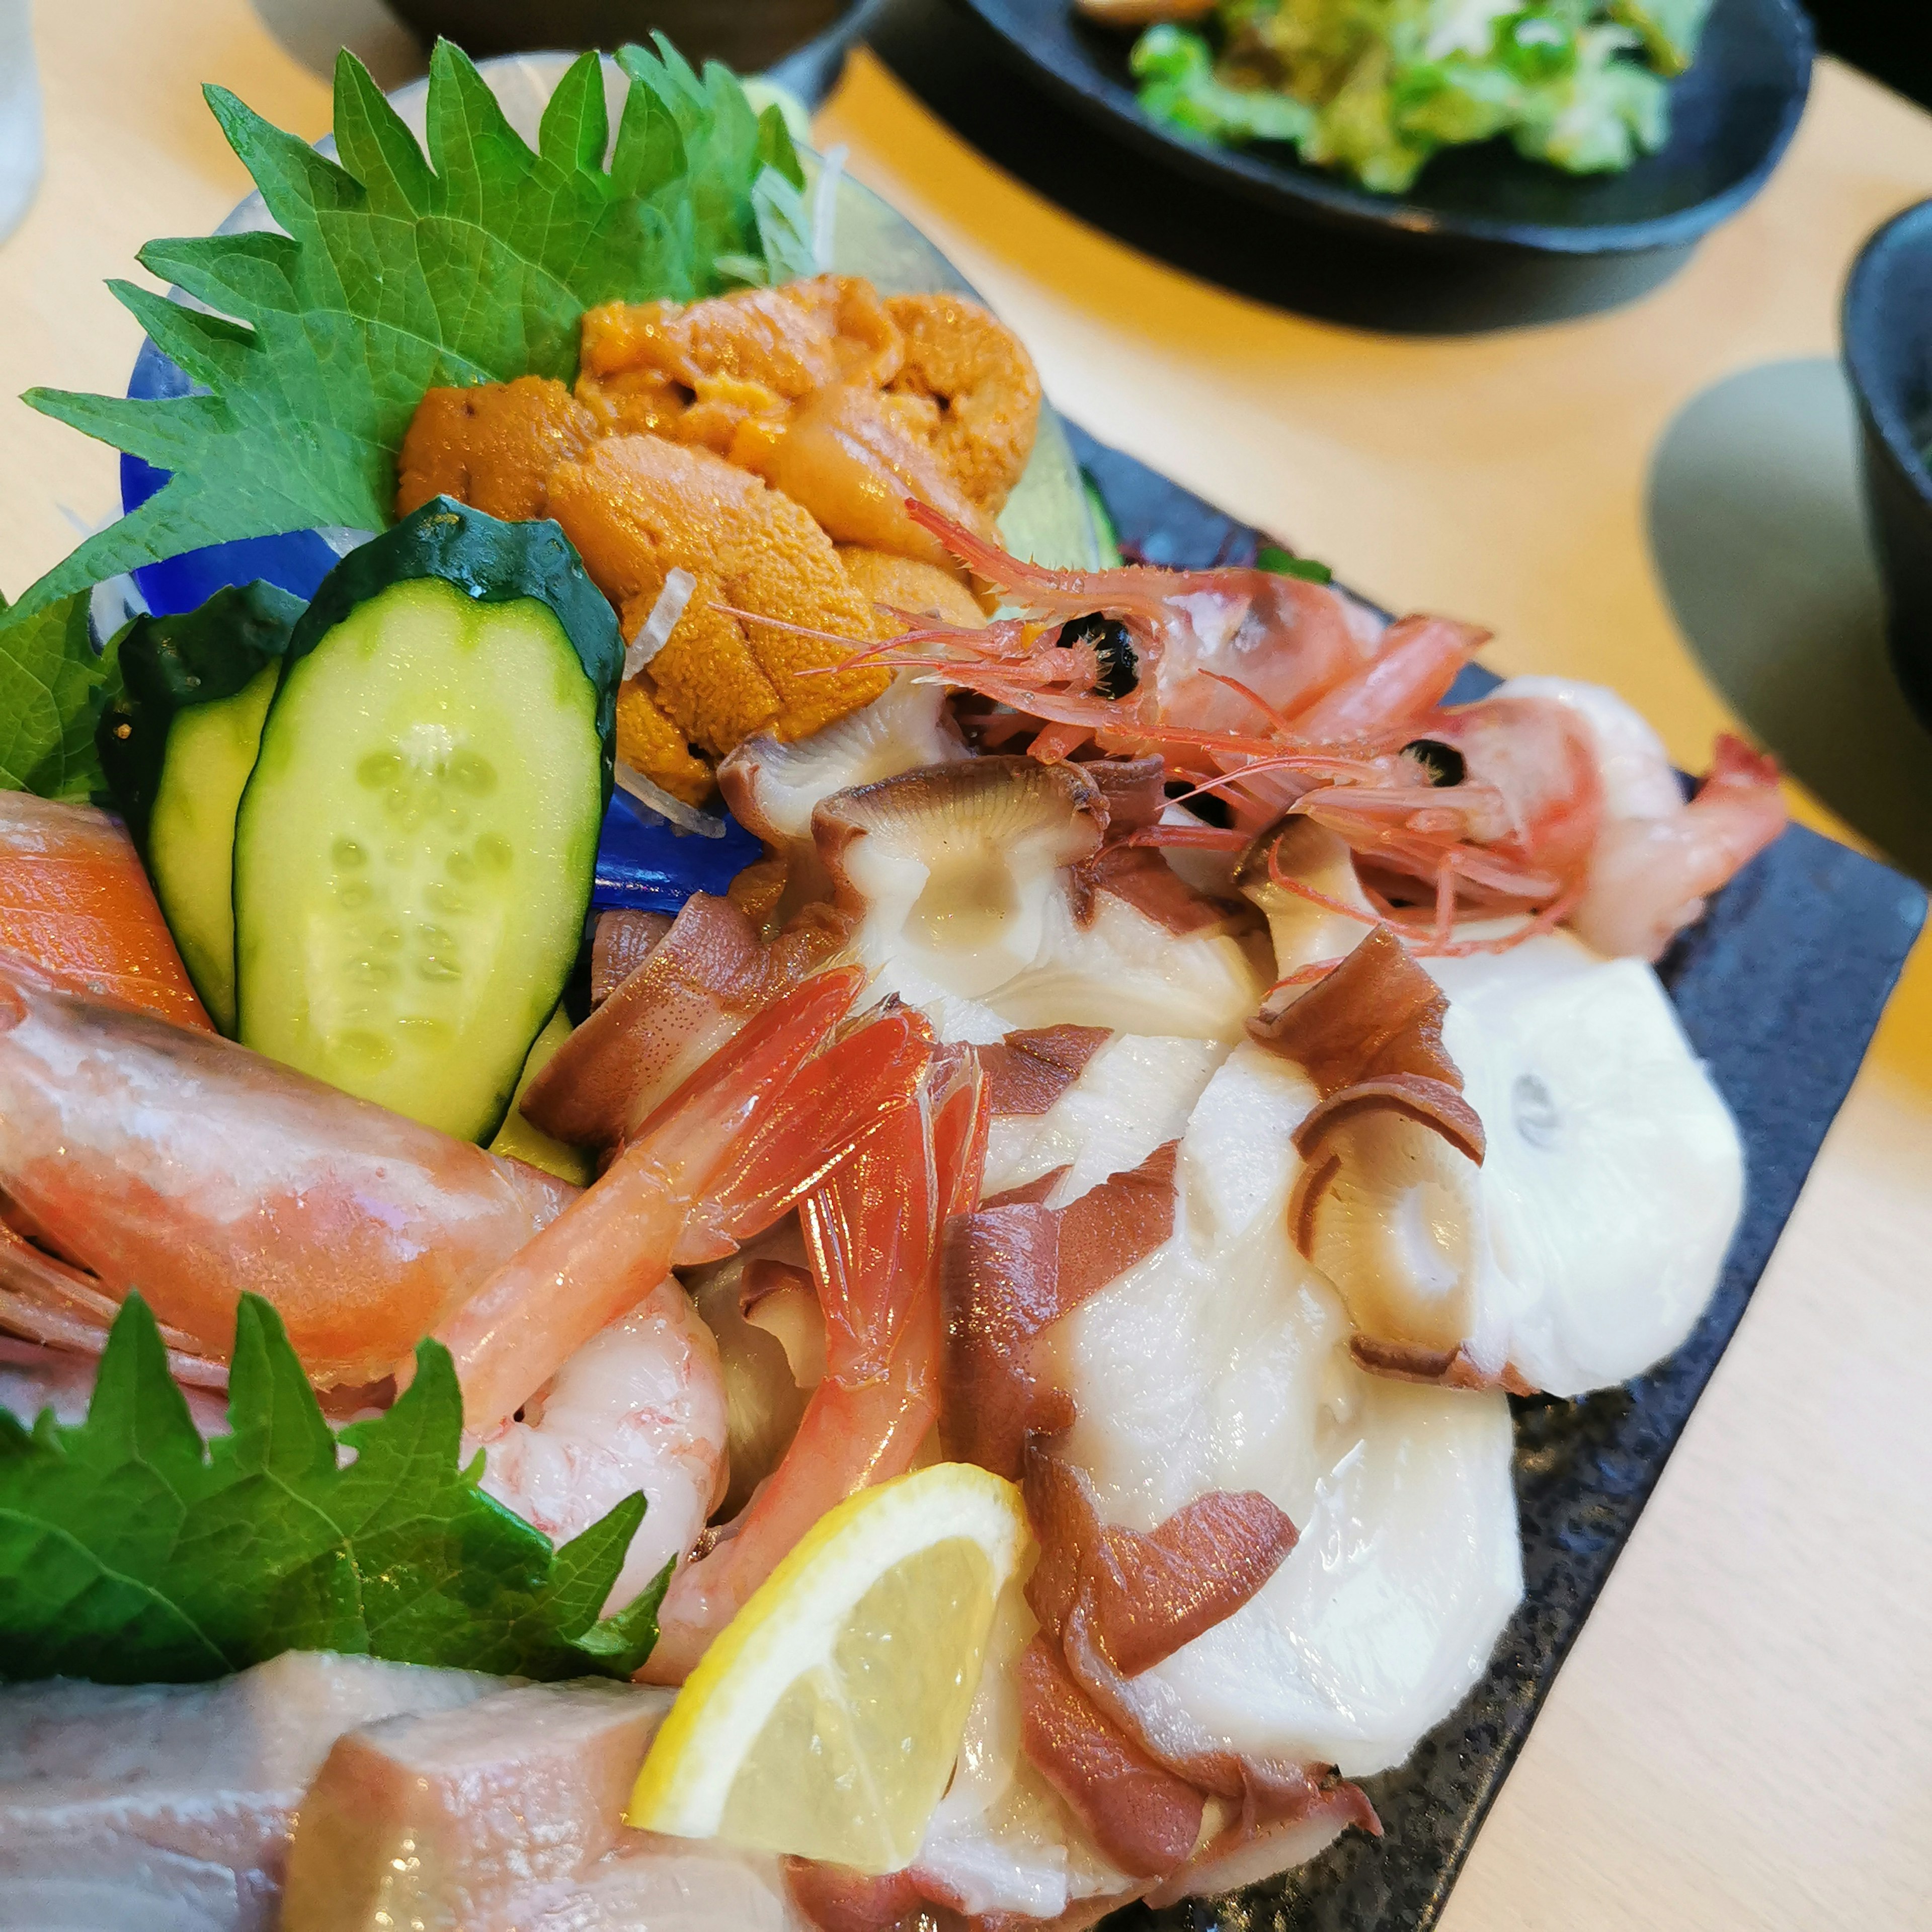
(0, 792, 210, 1030)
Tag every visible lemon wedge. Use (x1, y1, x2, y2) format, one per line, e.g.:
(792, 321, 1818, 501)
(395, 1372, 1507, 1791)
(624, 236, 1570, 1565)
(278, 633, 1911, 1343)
(628, 1463, 1029, 1874)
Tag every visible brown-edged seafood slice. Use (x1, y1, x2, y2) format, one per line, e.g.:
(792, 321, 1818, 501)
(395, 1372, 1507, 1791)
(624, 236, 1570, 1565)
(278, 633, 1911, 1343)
(519, 894, 853, 1152)
(814, 757, 1106, 1001)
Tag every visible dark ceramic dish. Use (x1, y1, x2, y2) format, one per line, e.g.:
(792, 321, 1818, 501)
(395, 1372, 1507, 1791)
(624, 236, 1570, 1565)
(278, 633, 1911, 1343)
(954, 0, 1811, 261)
(1844, 198, 1932, 733)
(1070, 425, 1922, 1931)
(385, 0, 857, 70)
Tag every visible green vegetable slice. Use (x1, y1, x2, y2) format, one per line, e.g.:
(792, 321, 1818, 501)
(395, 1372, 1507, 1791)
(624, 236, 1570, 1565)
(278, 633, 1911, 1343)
(0, 1293, 668, 1685)
(95, 582, 304, 1030)
(233, 499, 621, 1143)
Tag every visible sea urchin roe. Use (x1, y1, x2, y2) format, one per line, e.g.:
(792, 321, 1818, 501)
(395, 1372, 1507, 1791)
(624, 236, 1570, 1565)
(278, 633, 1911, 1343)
(836, 546, 989, 629)
(547, 434, 892, 765)
(576, 276, 904, 453)
(617, 681, 715, 807)
(395, 376, 597, 522)
(884, 292, 1042, 513)
(730, 381, 1002, 576)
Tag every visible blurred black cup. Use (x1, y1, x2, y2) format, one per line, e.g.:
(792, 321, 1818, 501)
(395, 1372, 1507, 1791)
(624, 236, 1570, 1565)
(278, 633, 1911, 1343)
(387, 0, 856, 70)
(1844, 199, 1932, 732)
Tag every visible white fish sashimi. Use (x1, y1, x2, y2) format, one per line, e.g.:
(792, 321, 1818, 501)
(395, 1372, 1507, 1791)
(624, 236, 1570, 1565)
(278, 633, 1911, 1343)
(0, 1653, 497, 1932)
(1038, 1041, 1524, 1782)
(913, 1586, 1128, 1921)
(1127, 1378, 1521, 1779)
(986, 889, 1267, 1041)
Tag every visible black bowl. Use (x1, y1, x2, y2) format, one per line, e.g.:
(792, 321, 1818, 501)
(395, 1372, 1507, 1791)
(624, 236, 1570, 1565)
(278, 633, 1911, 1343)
(954, 0, 1812, 260)
(386, 0, 855, 70)
(1844, 198, 1932, 732)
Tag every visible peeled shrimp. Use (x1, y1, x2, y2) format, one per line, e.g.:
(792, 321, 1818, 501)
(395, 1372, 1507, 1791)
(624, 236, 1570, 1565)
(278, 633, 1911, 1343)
(644, 1043, 986, 1681)
(469, 1275, 729, 1617)
(0, 951, 573, 1387)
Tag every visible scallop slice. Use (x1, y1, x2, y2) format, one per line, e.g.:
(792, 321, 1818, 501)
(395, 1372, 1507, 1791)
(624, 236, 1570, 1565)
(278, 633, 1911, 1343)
(985, 887, 1270, 1041)
(1427, 937, 1744, 1395)
(719, 675, 970, 903)
(1045, 1044, 1345, 1535)
(983, 1034, 1229, 1207)
(1124, 1375, 1521, 1780)
(814, 757, 1106, 999)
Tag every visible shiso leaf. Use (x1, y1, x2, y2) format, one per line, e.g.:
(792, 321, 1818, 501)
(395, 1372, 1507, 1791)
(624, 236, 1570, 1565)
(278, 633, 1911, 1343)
(9, 38, 809, 632)
(0, 589, 123, 799)
(0, 1294, 667, 1685)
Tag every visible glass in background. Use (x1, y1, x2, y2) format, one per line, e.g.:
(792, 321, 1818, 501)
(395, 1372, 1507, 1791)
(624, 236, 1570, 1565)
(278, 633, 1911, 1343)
(0, 0, 42, 245)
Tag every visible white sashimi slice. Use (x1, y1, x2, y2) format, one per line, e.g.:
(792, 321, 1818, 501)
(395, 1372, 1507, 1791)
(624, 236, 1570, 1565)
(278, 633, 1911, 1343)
(1129, 1377, 1520, 1779)
(1426, 936, 1743, 1394)
(1045, 1044, 1345, 1531)
(984, 1033, 1228, 1206)
(1247, 831, 1743, 1397)
(913, 1586, 1130, 1921)
(986, 889, 1268, 1041)
(1039, 1042, 1522, 1782)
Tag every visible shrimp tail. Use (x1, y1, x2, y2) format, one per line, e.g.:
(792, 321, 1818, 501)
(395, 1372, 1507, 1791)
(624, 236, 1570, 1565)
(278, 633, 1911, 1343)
(642, 1045, 986, 1683)
(438, 970, 936, 1432)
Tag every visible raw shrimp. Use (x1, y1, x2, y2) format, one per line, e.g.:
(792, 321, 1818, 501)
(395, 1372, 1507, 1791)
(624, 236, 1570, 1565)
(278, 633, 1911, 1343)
(1264, 680, 1787, 960)
(433, 966, 935, 1434)
(470, 1276, 730, 1616)
(643, 1044, 987, 1681)
(868, 502, 1398, 750)
(0, 950, 574, 1387)
(1494, 676, 1788, 958)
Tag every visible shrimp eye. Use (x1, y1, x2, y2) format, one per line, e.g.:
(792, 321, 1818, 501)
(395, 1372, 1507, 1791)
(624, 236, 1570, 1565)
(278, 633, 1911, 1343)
(1402, 738, 1466, 787)
(1058, 613, 1139, 700)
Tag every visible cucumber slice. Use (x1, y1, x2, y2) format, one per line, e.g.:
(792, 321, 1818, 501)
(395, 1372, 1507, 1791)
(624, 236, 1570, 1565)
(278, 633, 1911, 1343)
(96, 582, 304, 1032)
(234, 500, 622, 1143)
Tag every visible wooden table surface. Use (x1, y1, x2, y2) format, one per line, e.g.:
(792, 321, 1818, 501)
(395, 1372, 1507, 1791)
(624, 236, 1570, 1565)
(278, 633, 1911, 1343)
(3, 4, 1929, 1925)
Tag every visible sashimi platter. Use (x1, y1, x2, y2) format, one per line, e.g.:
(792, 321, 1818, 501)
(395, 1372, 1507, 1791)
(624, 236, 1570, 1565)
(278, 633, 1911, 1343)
(0, 37, 1844, 1932)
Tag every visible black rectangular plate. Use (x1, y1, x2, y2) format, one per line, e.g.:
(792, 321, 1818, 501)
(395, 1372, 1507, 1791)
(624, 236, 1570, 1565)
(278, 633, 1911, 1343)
(1068, 423, 1928, 1931)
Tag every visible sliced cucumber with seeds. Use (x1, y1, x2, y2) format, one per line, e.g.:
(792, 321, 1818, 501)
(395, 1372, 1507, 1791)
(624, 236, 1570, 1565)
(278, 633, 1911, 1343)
(233, 499, 621, 1143)
(96, 582, 304, 1033)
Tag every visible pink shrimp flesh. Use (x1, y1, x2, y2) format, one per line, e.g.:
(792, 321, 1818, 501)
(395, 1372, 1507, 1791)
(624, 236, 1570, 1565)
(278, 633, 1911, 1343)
(1571, 733, 1787, 959)
(0, 950, 575, 1388)
(435, 968, 937, 1433)
(643, 1042, 988, 1682)
(868, 502, 1392, 745)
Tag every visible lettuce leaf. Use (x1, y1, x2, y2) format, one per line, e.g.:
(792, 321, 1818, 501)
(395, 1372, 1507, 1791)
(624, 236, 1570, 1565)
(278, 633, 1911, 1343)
(0, 1294, 668, 1685)
(10, 37, 808, 631)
